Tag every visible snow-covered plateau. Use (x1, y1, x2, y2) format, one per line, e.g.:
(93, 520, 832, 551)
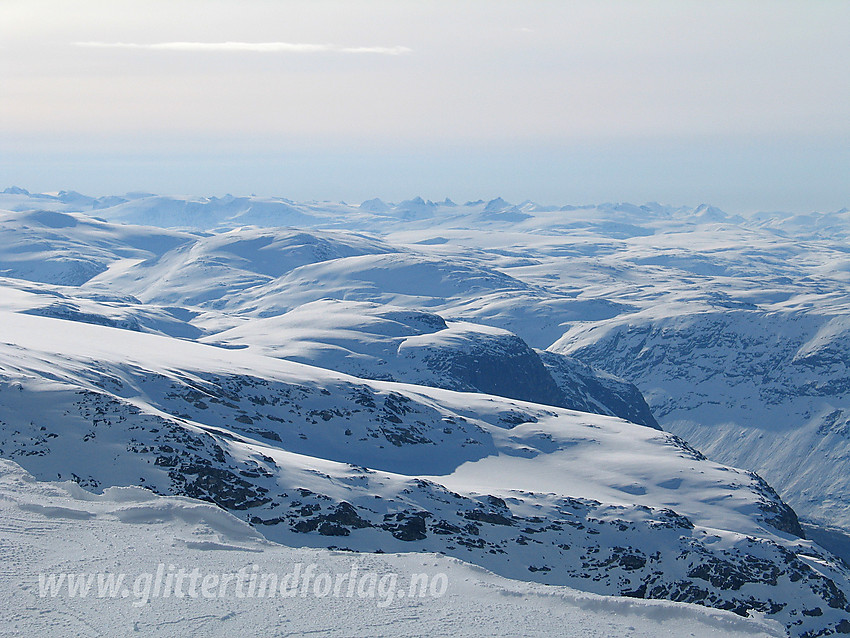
(1, 188, 850, 636)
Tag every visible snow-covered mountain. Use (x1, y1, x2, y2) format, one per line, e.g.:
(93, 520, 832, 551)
(3, 188, 850, 635)
(200, 299, 658, 428)
(553, 307, 850, 541)
(1, 309, 847, 636)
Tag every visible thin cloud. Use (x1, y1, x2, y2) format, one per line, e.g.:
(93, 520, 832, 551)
(73, 41, 412, 55)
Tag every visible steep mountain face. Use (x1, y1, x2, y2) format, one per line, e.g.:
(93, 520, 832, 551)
(554, 308, 850, 531)
(397, 324, 565, 406)
(202, 300, 658, 428)
(537, 350, 659, 429)
(0, 310, 847, 636)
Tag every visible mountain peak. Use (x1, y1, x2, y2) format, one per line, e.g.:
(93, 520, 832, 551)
(359, 197, 390, 213)
(2, 186, 30, 195)
(484, 197, 512, 212)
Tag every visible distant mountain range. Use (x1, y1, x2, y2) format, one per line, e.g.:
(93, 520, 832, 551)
(3, 188, 850, 635)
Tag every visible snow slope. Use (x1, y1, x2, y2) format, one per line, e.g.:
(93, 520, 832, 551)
(0, 459, 784, 637)
(0, 208, 192, 286)
(200, 299, 658, 427)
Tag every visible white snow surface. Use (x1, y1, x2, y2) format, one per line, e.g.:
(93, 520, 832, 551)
(0, 459, 783, 637)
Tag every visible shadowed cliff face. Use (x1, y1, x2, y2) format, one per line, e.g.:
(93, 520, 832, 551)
(408, 330, 660, 429)
(537, 350, 660, 429)
(206, 300, 661, 430)
(412, 330, 565, 405)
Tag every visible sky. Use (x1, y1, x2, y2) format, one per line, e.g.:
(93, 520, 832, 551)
(1, 0, 848, 212)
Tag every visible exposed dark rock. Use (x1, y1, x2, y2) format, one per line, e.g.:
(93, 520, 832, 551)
(464, 509, 514, 526)
(537, 350, 660, 429)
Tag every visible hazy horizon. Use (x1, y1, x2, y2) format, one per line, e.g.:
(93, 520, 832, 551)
(2, 1, 848, 213)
